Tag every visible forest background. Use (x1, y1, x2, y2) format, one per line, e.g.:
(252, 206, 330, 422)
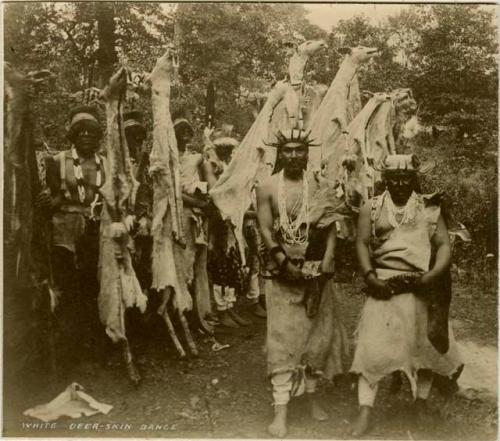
(4, 2, 498, 275)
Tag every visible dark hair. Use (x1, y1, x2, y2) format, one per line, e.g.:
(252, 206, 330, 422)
(173, 109, 194, 141)
(67, 105, 102, 143)
(382, 170, 420, 194)
(214, 143, 234, 161)
(123, 110, 144, 123)
(123, 110, 146, 139)
(125, 125, 146, 142)
(68, 105, 101, 123)
(171, 108, 188, 122)
(174, 124, 194, 143)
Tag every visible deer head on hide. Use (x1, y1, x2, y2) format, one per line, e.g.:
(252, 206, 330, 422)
(282, 40, 327, 130)
(150, 45, 179, 95)
(389, 88, 419, 152)
(342, 88, 420, 209)
(337, 46, 379, 65)
(288, 40, 327, 85)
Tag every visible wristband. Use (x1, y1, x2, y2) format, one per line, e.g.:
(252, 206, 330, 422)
(363, 269, 376, 281)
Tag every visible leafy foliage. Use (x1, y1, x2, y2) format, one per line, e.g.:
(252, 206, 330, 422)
(3, 3, 497, 265)
(324, 5, 497, 266)
(174, 3, 327, 135)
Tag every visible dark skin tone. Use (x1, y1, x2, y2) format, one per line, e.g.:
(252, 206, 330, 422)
(383, 170, 418, 205)
(257, 143, 333, 435)
(125, 127, 145, 163)
(74, 124, 101, 158)
(176, 125, 193, 154)
(352, 170, 452, 436)
(279, 142, 308, 180)
(37, 123, 102, 211)
(257, 143, 335, 281)
(215, 145, 234, 164)
(356, 170, 451, 298)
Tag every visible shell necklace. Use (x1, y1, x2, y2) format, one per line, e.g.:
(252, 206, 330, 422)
(71, 146, 102, 205)
(278, 170, 309, 245)
(384, 190, 418, 228)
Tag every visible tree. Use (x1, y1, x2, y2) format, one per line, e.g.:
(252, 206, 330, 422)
(172, 3, 326, 135)
(96, 2, 118, 88)
(321, 6, 497, 264)
(3, 3, 497, 271)
(325, 15, 414, 94)
(4, 2, 173, 146)
(392, 5, 497, 133)
(4, 2, 173, 88)
(4, 2, 325, 141)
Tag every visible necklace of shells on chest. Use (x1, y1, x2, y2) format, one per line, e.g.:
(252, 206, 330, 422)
(384, 190, 419, 228)
(277, 170, 309, 245)
(71, 147, 102, 208)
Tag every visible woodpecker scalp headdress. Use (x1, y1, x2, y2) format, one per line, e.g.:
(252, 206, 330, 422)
(213, 137, 239, 149)
(265, 128, 320, 149)
(373, 154, 435, 174)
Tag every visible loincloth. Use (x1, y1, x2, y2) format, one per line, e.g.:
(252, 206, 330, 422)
(266, 277, 349, 382)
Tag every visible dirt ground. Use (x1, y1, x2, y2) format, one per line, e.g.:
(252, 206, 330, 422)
(3, 279, 498, 440)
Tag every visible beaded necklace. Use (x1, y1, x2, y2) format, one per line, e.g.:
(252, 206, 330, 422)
(278, 170, 309, 245)
(384, 190, 418, 228)
(71, 146, 102, 206)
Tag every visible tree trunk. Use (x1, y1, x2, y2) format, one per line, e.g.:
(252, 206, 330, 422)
(96, 2, 118, 89)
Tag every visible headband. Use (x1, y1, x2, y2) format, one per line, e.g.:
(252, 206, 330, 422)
(124, 119, 144, 130)
(69, 112, 99, 130)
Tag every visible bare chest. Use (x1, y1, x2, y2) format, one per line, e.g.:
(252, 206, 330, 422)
(270, 179, 306, 220)
(65, 158, 99, 188)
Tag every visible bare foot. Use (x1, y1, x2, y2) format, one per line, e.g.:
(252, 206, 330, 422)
(351, 406, 372, 437)
(308, 395, 328, 421)
(268, 404, 288, 438)
(126, 361, 141, 387)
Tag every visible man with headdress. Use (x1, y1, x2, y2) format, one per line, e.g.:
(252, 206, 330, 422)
(37, 105, 106, 364)
(350, 154, 463, 436)
(256, 128, 347, 437)
(205, 129, 252, 328)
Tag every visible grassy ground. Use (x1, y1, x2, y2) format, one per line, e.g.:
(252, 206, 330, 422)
(3, 278, 498, 440)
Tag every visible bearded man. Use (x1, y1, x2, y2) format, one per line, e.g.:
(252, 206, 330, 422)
(256, 129, 347, 437)
(350, 154, 463, 436)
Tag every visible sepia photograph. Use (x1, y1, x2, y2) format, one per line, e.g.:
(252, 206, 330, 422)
(2, 1, 498, 439)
